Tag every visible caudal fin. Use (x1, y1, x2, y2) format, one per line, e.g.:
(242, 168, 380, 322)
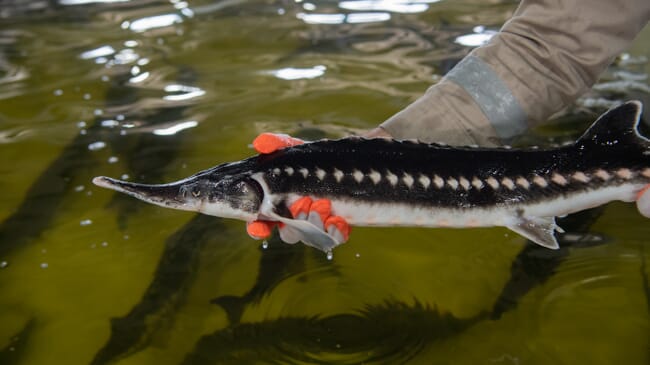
(576, 100, 647, 148)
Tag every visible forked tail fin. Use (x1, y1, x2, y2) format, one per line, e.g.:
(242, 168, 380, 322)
(576, 100, 648, 149)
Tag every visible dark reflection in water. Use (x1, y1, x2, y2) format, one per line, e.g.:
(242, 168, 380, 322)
(91, 214, 219, 365)
(641, 245, 650, 315)
(0, 318, 34, 365)
(211, 235, 311, 325)
(0, 99, 106, 260)
(212, 233, 343, 325)
(491, 207, 608, 319)
(183, 301, 486, 365)
(104, 66, 197, 229)
(0, 64, 196, 258)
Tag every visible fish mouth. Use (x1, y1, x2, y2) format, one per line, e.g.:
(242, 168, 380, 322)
(92, 176, 201, 212)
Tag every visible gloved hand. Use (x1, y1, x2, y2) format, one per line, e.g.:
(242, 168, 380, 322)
(636, 185, 650, 218)
(246, 133, 351, 245)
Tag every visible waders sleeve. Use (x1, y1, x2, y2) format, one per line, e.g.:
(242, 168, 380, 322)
(380, 0, 650, 146)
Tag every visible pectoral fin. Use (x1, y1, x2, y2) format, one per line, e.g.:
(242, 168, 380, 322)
(264, 210, 341, 253)
(507, 216, 562, 249)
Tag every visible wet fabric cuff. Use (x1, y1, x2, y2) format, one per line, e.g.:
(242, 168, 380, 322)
(473, 0, 650, 123)
(445, 55, 528, 140)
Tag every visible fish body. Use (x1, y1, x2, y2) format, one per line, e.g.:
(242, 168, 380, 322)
(93, 101, 650, 252)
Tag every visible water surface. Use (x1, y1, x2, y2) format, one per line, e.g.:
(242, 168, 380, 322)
(0, 1, 649, 364)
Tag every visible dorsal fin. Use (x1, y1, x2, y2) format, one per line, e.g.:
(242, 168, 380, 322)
(576, 100, 647, 148)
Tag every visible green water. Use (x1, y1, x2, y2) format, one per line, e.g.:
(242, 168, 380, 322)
(0, 1, 649, 364)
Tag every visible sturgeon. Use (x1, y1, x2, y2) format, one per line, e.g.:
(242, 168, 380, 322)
(93, 101, 650, 253)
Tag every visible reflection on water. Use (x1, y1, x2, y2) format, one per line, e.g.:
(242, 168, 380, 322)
(454, 25, 496, 47)
(183, 301, 484, 365)
(0, 0, 648, 364)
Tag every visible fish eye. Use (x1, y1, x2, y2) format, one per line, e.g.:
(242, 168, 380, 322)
(179, 182, 203, 199)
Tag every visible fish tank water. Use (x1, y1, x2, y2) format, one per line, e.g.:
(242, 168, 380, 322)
(0, 0, 649, 364)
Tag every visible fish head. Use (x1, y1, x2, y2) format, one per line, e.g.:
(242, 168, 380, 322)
(93, 161, 263, 221)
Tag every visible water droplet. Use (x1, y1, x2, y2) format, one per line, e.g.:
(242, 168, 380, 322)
(120, 174, 130, 180)
(80, 219, 92, 226)
(88, 141, 106, 151)
(83, 93, 91, 100)
(80, 129, 87, 135)
(77, 121, 87, 128)
(355, 253, 360, 258)
(326, 251, 333, 260)
(101, 241, 108, 247)
(262, 240, 269, 249)
(74, 185, 85, 192)
(335, 343, 341, 349)
(123, 234, 130, 240)
(40, 262, 48, 269)
(101, 119, 119, 127)
(101, 75, 110, 82)
(116, 114, 125, 121)
(94, 109, 103, 116)
(53, 89, 63, 96)
(0, 261, 8, 268)
(108, 156, 119, 164)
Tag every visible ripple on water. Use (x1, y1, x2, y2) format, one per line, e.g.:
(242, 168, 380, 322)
(539, 250, 641, 308)
(525, 248, 649, 350)
(206, 236, 490, 363)
(185, 300, 482, 364)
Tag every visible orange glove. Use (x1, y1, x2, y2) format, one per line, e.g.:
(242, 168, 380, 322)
(252, 133, 305, 153)
(246, 133, 351, 246)
(636, 184, 650, 218)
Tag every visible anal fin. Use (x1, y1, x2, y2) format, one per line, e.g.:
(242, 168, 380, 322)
(507, 216, 562, 249)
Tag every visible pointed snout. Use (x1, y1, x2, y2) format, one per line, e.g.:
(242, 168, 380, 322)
(92, 176, 201, 212)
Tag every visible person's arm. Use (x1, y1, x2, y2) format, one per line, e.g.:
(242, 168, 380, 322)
(376, 0, 650, 146)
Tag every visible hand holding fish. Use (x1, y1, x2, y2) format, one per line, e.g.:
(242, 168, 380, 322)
(246, 133, 351, 245)
(636, 185, 650, 218)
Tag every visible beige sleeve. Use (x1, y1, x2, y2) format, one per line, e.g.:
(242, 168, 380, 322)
(381, 0, 650, 146)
